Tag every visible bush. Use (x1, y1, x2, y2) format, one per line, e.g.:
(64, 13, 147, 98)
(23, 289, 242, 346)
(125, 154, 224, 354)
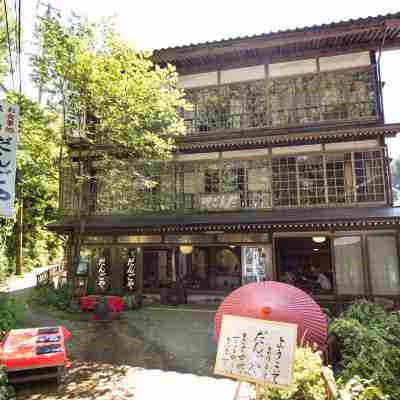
(337, 376, 388, 400)
(0, 366, 15, 400)
(0, 296, 24, 332)
(32, 284, 74, 311)
(266, 347, 327, 400)
(329, 301, 400, 399)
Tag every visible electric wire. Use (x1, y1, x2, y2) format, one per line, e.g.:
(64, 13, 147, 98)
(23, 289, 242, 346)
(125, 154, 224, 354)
(17, 0, 22, 101)
(3, 0, 15, 90)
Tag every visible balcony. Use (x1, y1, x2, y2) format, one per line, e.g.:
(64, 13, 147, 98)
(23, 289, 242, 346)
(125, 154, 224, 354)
(183, 100, 378, 136)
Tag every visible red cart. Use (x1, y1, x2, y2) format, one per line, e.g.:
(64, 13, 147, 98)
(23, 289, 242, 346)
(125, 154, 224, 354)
(0, 326, 70, 384)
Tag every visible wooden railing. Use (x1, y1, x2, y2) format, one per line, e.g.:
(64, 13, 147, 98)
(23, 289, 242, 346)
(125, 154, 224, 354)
(36, 263, 66, 288)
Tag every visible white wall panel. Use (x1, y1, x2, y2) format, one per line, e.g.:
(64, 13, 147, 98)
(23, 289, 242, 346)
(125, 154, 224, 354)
(178, 72, 218, 89)
(269, 59, 317, 78)
(325, 140, 379, 151)
(272, 144, 322, 155)
(220, 65, 265, 84)
(222, 148, 269, 159)
(175, 152, 219, 161)
(320, 52, 370, 72)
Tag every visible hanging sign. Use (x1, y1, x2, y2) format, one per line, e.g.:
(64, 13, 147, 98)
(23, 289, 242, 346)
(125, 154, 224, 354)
(97, 257, 108, 291)
(0, 102, 19, 218)
(126, 251, 137, 291)
(214, 315, 297, 388)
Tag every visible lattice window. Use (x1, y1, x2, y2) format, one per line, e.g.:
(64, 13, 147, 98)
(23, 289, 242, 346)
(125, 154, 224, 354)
(297, 155, 325, 206)
(326, 153, 354, 204)
(272, 157, 298, 207)
(204, 164, 220, 193)
(269, 75, 320, 127)
(354, 150, 385, 202)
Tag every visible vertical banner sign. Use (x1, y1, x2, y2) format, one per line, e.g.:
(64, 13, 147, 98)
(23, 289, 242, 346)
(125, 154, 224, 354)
(0, 102, 19, 218)
(97, 257, 108, 291)
(126, 250, 137, 291)
(214, 315, 297, 388)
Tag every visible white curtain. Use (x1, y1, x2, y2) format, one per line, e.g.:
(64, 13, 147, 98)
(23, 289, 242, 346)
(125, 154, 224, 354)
(368, 236, 400, 295)
(334, 236, 364, 295)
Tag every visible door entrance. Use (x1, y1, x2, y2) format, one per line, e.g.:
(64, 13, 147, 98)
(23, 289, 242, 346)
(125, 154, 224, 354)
(275, 237, 334, 294)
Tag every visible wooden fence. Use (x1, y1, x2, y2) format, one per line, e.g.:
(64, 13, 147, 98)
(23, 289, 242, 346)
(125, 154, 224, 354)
(36, 263, 66, 288)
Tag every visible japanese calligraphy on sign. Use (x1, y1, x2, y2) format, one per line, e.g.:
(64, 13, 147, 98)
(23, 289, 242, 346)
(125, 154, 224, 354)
(0, 101, 19, 218)
(126, 253, 137, 291)
(97, 257, 108, 291)
(214, 315, 297, 387)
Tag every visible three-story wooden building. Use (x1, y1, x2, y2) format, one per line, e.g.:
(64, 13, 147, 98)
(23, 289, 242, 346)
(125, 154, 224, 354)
(50, 12, 400, 310)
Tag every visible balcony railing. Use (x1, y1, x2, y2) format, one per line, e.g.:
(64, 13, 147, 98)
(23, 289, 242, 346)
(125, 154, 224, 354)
(184, 101, 377, 135)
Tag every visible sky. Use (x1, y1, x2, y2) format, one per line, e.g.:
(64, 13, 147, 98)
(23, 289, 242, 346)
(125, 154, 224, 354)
(21, 0, 400, 156)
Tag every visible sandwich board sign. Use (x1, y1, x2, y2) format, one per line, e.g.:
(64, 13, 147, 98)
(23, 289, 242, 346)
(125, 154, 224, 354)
(0, 101, 19, 218)
(214, 315, 297, 399)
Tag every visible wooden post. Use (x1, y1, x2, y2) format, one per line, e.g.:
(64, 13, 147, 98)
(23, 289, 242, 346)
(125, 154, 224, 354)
(15, 198, 23, 275)
(233, 380, 242, 400)
(172, 247, 177, 282)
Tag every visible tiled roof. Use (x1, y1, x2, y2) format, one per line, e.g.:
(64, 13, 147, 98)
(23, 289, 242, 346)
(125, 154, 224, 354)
(153, 12, 400, 65)
(156, 12, 400, 52)
(178, 123, 400, 152)
(48, 206, 400, 234)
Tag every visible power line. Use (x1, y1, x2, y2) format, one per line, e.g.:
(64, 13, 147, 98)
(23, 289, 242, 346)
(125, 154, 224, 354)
(17, 0, 22, 100)
(3, 0, 15, 90)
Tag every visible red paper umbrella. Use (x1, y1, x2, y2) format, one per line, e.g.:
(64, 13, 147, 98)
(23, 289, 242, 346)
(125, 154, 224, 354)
(214, 281, 327, 347)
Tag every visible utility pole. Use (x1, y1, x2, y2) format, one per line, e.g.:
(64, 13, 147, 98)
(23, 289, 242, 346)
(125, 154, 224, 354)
(15, 198, 23, 275)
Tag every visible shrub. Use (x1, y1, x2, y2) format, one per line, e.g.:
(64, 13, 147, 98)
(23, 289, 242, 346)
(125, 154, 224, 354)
(0, 296, 24, 332)
(32, 284, 74, 311)
(0, 367, 15, 400)
(266, 347, 327, 400)
(329, 301, 400, 399)
(337, 376, 388, 400)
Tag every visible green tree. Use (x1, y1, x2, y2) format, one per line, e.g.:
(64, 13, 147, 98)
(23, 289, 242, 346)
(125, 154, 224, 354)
(0, 92, 62, 273)
(31, 13, 187, 284)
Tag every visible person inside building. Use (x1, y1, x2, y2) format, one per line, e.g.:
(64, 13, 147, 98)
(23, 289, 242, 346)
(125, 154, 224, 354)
(310, 265, 332, 291)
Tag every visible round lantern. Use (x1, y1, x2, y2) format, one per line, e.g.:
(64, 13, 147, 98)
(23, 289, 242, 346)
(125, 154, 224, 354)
(179, 244, 193, 255)
(214, 281, 327, 348)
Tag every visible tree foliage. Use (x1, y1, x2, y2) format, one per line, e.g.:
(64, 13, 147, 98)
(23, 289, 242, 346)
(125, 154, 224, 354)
(0, 92, 62, 273)
(32, 14, 186, 159)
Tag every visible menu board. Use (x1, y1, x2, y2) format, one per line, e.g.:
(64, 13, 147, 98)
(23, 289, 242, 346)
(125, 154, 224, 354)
(215, 315, 297, 387)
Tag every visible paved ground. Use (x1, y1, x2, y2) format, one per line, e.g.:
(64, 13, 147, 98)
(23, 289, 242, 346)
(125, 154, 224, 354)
(2, 271, 247, 399)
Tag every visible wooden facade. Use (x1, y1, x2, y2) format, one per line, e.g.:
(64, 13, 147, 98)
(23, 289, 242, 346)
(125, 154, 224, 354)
(49, 12, 400, 310)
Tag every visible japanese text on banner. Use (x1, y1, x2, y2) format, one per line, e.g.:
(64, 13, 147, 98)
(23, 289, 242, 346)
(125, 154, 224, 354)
(0, 101, 19, 218)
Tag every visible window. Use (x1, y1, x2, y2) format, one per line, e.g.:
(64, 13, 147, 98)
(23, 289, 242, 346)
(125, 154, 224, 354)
(368, 236, 400, 295)
(272, 157, 298, 207)
(204, 164, 220, 193)
(334, 236, 365, 295)
(354, 151, 385, 202)
(183, 66, 378, 134)
(297, 155, 325, 206)
(275, 237, 334, 294)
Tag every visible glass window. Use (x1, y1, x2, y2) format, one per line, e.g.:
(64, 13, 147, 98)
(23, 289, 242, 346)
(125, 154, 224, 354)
(272, 157, 298, 206)
(368, 236, 400, 295)
(334, 236, 365, 295)
(297, 155, 325, 206)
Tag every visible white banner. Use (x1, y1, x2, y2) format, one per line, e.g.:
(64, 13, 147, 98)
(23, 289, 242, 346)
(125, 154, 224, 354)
(0, 101, 19, 218)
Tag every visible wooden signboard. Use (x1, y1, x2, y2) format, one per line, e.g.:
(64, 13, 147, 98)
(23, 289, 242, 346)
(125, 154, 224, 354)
(215, 315, 297, 399)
